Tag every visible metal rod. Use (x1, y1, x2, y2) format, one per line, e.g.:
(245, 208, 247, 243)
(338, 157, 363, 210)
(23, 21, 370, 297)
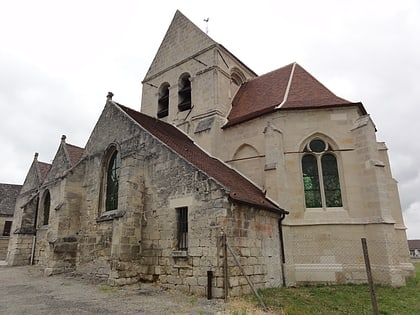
(207, 270, 213, 300)
(278, 217, 286, 287)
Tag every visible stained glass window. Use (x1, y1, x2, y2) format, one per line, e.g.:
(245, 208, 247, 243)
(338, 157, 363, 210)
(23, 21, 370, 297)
(302, 155, 322, 208)
(322, 154, 342, 207)
(105, 151, 120, 211)
(43, 191, 50, 225)
(302, 139, 342, 208)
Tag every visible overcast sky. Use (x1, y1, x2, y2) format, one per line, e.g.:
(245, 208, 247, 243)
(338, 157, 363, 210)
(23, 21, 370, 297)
(0, 0, 419, 238)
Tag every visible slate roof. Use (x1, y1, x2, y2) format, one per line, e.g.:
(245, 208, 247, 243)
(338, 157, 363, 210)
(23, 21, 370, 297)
(115, 102, 285, 214)
(225, 63, 367, 128)
(0, 183, 22, 215)
(65, 143, 84, 166)
(408, 240, 420, 250)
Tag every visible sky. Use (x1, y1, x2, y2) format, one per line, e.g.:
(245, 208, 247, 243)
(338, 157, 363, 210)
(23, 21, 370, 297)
(0, 0, 419, 238)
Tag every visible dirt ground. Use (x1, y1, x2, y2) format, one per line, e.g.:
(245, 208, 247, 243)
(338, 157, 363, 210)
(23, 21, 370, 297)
(0, 264, 228, 315)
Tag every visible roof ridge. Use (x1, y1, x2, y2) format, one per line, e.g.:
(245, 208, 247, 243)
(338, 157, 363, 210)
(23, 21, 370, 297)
(276, 62, 297, 109)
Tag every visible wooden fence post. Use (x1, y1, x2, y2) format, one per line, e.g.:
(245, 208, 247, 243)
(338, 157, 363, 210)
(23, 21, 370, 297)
(361, 238, 379, 315)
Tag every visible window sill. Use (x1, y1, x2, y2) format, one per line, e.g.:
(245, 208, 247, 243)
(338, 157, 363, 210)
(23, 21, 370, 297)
(172, 250, 188, 258)
(96, 210, 126, 222)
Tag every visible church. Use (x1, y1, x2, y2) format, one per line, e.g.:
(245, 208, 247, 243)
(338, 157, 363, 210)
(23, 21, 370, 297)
(7, 11, 414, 297)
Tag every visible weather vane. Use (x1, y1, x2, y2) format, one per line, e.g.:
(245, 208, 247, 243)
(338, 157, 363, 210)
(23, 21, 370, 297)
(204, 18, 209, 34)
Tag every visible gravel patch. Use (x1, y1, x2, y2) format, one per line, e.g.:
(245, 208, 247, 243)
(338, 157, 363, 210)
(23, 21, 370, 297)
(0, 264, 227, 315)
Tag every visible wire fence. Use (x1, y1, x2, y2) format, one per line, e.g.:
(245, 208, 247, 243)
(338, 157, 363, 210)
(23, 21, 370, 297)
(221, 234, 414, 314)
(284, 237, 412, 287)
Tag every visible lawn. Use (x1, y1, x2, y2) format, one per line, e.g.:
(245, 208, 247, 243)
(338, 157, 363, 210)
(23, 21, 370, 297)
(231, 263, 420, 315)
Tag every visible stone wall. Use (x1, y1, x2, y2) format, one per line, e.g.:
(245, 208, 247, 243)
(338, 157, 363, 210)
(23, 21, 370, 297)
(7, 189, 38, 266)
(58, 102, 285, 297)
(0, 215, 12, 259)
(0, 237, 8, 260)
(223, 205, 283, 296)
(220, 106, 414, 286)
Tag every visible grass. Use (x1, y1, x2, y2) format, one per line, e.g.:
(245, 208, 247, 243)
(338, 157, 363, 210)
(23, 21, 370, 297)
(230, 263, 420, 315)
(96, 284, 118, 293)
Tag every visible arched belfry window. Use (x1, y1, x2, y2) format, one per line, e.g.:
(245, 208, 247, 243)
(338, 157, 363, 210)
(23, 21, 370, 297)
(178, 74, 191, 111)
(43, 190, 51, 225)
(157, 83, 169, 118)
(301, 138, 342, 208)
(231, 68, 246, 86)
(105, 149, 120, 211)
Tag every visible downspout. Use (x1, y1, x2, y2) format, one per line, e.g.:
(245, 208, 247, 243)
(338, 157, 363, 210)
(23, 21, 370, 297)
(278, 213, 287, 287)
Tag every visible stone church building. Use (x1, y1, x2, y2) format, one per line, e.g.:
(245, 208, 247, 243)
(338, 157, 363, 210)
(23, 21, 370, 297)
(7, 11, 414, 297)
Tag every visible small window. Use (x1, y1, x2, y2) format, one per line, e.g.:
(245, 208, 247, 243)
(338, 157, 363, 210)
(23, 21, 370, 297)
(178, 75, 191, 111)
(302, 139, 342, 208)
(157, 83, 169, 118)
(177, 207, 188, 250)
(43, 190, 51, 225)
(2, 221, 12, 236)
(105, 150, 120, 211)
(230, 68, 246, 86)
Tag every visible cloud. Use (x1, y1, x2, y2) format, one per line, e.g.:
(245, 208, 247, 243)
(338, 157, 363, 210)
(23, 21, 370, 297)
(0, 52, 93, 183)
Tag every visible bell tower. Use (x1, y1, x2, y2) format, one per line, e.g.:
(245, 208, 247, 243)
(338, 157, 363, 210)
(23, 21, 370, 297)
(140, 10, 256, 155)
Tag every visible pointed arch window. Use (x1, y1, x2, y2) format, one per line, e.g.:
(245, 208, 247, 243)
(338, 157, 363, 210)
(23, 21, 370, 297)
(157, 83, 169, 118)
(43, 190, 51, 225)
(178, 74, 191, 111)
(302, 139, 342, 208)
(105, 150, 120, 211)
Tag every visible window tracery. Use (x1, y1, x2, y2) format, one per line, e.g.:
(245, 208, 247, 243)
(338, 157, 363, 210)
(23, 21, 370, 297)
(302, 138, 342, 208)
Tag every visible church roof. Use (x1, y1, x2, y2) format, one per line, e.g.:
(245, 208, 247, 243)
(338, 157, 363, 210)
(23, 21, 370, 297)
(38, 161, 51, 181)
(408, 239, 420, 250)
(115, 102, 285, 214)
(225, 62, 366, 128)
(65, 143, 84, 166)
(0, 183, 22, 215)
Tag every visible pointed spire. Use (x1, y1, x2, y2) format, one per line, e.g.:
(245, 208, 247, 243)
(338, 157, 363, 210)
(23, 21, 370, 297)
(143, 10, 217, 81)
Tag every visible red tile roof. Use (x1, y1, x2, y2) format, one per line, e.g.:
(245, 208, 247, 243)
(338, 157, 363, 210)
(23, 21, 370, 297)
(224, 63, 366, 128)
(65, 143, 84, 166)
(115, 102, 285, 214)
(38, 161, 51, 182)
